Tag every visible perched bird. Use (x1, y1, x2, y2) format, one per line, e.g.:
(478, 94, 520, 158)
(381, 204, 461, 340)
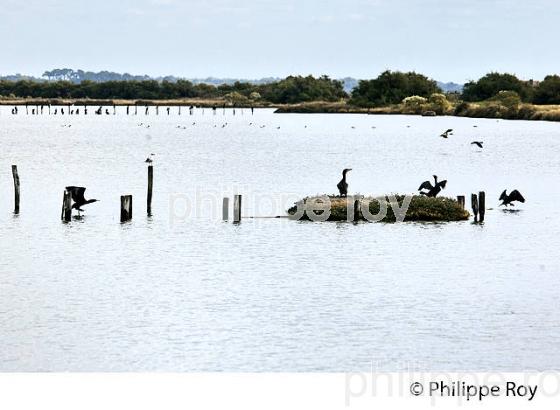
(418, 175, 447, 197)
(471, 141, 484, 148)
(499, 190, 525, 206)
(145, 153, 155, 164)
(337, 168, 352, 197)
(65, 186, 99, 213)
(440, 129, 453, 138)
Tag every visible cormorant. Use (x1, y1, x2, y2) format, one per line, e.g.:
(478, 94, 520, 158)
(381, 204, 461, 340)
(65, 186, 99, 212)
(440, 129, 453, 138)
(337, 168, 352, 197)
(471, 141, 484, 148)
(418, 175, 447, 197)
(499, 190, 525, 206)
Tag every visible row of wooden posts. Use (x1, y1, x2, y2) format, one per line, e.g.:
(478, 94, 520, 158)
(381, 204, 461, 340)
(18, 104, 251, 116)
(10, 164, 483, 223)
(10, 164, 242, 223)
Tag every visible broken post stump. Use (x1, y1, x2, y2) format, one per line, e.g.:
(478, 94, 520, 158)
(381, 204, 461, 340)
(222, 197, 229, 221)
(233, 194, 242, 223)
(61, 189, 72, 221)
(121, 195, 133, 222)
(471, 193, 479, 223)
(353, 198, 361, 222)
(12, 165, 20, 214)
(478, 191, 486, 222)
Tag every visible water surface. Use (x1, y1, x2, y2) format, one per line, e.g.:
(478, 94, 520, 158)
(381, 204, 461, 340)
(1, 107, 559, 371)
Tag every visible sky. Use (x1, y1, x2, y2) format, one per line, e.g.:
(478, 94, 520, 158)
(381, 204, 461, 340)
(1, 0, 559, 83)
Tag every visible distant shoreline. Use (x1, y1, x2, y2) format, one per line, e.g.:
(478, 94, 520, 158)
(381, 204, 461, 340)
(2, 98, 560, 122)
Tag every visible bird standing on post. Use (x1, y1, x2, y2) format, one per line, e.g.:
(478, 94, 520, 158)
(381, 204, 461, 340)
(337, 168, 352, 197)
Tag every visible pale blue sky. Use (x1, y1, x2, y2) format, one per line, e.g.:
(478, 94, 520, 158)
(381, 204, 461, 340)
(1, 0, 558, 82)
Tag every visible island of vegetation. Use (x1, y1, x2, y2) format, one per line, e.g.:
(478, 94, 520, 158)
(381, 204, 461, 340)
(287, 195, 470, 222)
(1, 68, 560, 121)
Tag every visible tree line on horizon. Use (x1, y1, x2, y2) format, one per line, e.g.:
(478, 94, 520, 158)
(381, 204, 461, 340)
(1, 71, 560, 105)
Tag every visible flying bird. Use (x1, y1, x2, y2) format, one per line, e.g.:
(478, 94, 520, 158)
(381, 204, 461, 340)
(499, 190, 525, 206)
(440, 129, 453, 138)
(65, 186, 99, 213)
(418, 175, 447, 197)
(471, 141, 484, 148)
(337, 168, 352, 197)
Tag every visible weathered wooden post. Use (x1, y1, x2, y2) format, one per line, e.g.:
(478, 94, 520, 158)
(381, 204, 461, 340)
(471, 193, 479, 223)
(147, 165, 153, 216)
(126, 106, 130, 115)
(178, 106, 181, 115)
(222, 197, 229, 221)
(478, 191, 486, 222)
(457, 195, 465, 209)
(353, 198, 361, 222)
(113, 105, 116, 115)
(120, 195, 133, 222)
(156, 106, 159, 115)
(61, 189, 72, 221)
(134, 105, 138, 115)
(12, 165, 20, 214)
(233, 194, 242, 223)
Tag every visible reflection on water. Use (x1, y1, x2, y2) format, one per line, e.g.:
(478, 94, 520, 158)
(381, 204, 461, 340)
(1, 108, 560, 371)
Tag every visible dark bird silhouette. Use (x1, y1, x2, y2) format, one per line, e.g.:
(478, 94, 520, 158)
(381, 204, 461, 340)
(337, 168, 352, 197)
(145, 158, 153, 164)
(440, 129, 453, 138)
(418, 175, 447, 197)
(65, 186, 99, 212)
(499, 189, 525, 206)
(471, 141, 484, 148)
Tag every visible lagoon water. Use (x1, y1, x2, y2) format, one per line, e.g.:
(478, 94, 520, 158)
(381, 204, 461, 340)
(1, 107, 559, 371)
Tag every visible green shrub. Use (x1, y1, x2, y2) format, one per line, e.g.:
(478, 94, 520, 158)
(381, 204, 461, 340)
(287, 195, 469, 222)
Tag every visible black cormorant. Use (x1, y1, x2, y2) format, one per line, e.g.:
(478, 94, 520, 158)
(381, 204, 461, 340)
(337, 168, 352, 197)
(65, 186, 99, 212)
(471, 141, 484, 148)
(418, 175, 447, 197)
(499, 190, 525, 206)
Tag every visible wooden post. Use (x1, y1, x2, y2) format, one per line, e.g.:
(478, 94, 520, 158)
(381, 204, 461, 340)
(478, 191, 486, 222)
(120, 195, 133, 222)
(353, 198, 361, 222)
(233, 194, 242, 223)
(471, 193, 479, 223)
(456, 195, 465, 209)
(156, 106, 159, 115)
(147, 165, 153, 216)
(61, 189, 72, 221)
(12, 165, 20, 214)
(222, 197, 229, 221)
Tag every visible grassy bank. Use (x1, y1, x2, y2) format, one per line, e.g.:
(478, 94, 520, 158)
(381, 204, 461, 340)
(287, 195, 469, 222)
(275, 100, 560, 121)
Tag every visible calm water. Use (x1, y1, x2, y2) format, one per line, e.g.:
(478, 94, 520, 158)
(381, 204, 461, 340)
(1, 107, 559, 372)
